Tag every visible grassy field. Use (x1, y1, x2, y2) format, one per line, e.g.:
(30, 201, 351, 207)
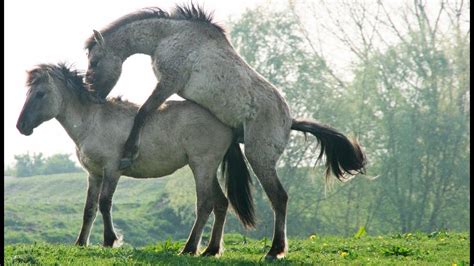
(4, 172, 470, 264)
(4, 170, 197, 246)
(4, 232, 470, 265)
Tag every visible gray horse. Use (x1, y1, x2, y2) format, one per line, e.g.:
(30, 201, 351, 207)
(16, 63, 255, 256)
(84, 4, 366, 259)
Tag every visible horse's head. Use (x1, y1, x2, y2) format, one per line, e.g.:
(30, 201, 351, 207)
(16, 66, 64, 135)
(85, 30, 122, 98)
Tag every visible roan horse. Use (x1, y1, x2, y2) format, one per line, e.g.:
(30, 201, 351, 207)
(83, 4, 367, 259)
(16, 63, 255, 256)
(18, 63, 365, 259)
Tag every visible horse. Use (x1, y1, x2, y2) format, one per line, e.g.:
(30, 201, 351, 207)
(16, 63, 255, 256)
(83, 4, 367, 259)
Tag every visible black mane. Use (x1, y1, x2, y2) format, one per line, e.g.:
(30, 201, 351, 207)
(27, 63, 87, 99)
(26, 63, 137, 108)
(85, 3, 224, 51)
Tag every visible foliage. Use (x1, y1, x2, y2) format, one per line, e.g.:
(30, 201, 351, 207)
(4, 232, 469, 265)
(5, 153, 81, 177)
(229, 0, 470, 235)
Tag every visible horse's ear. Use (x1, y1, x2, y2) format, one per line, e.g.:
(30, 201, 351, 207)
(93, 30, 105, 47)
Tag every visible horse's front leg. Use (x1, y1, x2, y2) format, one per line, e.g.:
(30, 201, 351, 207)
(99, 169, 122, 247)
(202, 177, 229, 257)
(180, 165, 215, 255)
(75, 174, 102, 246)
(119, 79, 179, 170)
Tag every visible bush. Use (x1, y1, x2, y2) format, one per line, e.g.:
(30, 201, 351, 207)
(5, 153, 82, 177)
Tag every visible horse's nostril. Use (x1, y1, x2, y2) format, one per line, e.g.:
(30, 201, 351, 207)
(17, 121, 28, 131)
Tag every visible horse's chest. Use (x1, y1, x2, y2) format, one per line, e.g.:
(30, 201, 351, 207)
(76, 147, 108, 175)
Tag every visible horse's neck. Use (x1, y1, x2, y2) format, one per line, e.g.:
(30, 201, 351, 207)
(56, 99, 96, 146)
(108, 19, 177, 59)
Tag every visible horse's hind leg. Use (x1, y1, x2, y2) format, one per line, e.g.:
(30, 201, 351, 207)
(202, 177, 229, 257)
(75, 174, 102, 246)
(244, 116, 291, 260)
(98, 169, 122, 247)
(246, 154, 288, 260)
(180, 164, 216, 255)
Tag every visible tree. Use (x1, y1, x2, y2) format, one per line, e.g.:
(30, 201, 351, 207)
(42, 154, 81, 175)
(6, 153, 82, 177)
(288, 0, 470, 233)
(12, 153, 45, 177)
(227, 0, 469, 235)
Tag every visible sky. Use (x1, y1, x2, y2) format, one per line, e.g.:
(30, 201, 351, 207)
(4, 0, 274, 167)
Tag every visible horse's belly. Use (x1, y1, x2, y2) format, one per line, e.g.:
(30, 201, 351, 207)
(123, 162, 185, 179)
(124, 147, 188, 178)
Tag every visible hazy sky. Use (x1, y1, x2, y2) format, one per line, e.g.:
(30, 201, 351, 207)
(5, 0, 275, 166)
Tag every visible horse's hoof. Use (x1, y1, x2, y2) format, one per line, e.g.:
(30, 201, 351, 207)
(104, 233, 123, 247)
(264, 252, 286, 261)
(201, 248, 222, 257)
(119, 158, 133, 170)
(113, 236, 123, 247)
(74, 240, 87, 247)
(179, 250, 197, 256)
(103, 239, 122, 248)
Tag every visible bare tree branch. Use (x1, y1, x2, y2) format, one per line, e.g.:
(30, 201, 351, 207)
(288, 0, 349, 89)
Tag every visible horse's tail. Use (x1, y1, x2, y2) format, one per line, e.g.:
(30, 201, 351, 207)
(291, 118, 367, 182)
(221, 140, 256, 228)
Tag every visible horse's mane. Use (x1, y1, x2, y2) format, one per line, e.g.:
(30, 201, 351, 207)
(26, 63, 87, 99)
(26, 63, 137, 109)
(85, 3, 224, 51)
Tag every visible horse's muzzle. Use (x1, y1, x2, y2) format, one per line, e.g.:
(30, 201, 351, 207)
(17, 120, 34, 136)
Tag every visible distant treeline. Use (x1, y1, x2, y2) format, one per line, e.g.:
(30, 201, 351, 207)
(4, 153, 82, 177)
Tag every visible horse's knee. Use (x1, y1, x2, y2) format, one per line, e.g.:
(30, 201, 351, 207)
(261, 179, 287, 213)
(214, 196, 228, 214)
(197, 200, 214, 213)
(245, 161, 287, 213)
(84, 206, 98, 220)
(276, 188, 288, 211)
(99, 197, 112, 214)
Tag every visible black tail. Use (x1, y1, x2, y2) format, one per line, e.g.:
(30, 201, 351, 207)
(291, 118, 367, 181)
(221, 141, 256, 228)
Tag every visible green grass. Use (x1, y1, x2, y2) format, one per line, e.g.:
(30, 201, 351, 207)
(4, 232, 469, 265)
(5, 170, 196, 246)
(4, 172, 470, 264)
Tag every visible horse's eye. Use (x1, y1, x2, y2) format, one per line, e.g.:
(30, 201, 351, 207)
(90, 60, 99, 68)
(36, 91, 45, 99)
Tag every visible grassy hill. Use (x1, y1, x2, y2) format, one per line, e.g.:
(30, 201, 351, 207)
(4, 232, 470, 265)
(5, 169, 197, 246)
(4, 171, 470, 264)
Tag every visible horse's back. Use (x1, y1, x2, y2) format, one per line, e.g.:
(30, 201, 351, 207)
(125, 101, 233, 178)
(79, 100, 232, 178)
